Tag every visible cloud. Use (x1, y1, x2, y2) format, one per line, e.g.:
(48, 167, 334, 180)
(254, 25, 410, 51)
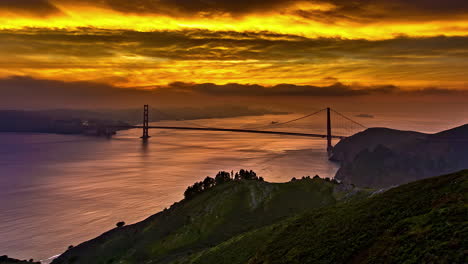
(86, 0, 468, 21)
(0, 0, 61, 16)
(4, 0, 467, 22)
(0, 76, 150, 108)
(1, 75, 464, 109)
(295, 0, 468, 23)
(2, 28, 468, 62)
(97, 0, 297, 16)
(1, 28, 467, 88)
(163, 82, 399, 96)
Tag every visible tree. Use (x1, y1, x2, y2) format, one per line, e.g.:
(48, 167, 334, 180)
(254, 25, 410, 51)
(238, 169, 258, 180)
(202, 177, 215, 190)
(116, 221, 125, 228)
(184, 181, 206, 200)
(184, 185, 195, 200)
(215, 171, 231, 185)
(192, 182, 203, 193)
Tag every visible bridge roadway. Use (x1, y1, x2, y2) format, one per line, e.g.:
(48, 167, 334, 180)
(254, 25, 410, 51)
(116, 125, 346, 139)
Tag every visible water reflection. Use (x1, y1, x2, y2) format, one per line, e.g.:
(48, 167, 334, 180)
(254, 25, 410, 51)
(1, 114, 342, 261)
(1, 112, 458, 261)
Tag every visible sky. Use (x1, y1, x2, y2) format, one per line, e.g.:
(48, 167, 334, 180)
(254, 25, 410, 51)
(1, 0, 468, 109)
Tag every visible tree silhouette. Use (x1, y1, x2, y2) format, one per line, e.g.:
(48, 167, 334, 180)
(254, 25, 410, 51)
(184, 170, 263, 200)
(202, 177, 215, 189)
(215, 171, 231, 185)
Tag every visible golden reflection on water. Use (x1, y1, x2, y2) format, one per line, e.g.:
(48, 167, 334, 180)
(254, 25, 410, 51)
(0, 112, 462, 261)
(0, 114, 339, 261)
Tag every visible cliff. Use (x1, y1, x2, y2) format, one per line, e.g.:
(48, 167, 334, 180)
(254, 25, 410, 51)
(332, 124, 468, 188)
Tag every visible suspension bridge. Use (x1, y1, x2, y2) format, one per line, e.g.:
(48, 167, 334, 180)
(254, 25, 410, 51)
(112, 105, 367, 155)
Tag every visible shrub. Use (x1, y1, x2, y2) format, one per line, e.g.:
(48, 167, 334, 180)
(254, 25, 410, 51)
(215, 171, 232, 184)
(184, 170, 263, 200)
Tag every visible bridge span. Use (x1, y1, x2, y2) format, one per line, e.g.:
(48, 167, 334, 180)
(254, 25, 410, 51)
(121, 125, 346, 139)
(109, 105, 367, 154)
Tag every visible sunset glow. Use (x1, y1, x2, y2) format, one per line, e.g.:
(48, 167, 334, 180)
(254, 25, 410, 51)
(1, 0, 468, 90)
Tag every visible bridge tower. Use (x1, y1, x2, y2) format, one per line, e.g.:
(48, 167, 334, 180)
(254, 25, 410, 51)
(326, 107, 333, 155)
(141, 104, 150, 140)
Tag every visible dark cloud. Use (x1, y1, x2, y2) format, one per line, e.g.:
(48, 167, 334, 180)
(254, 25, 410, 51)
(1, 75, 465, 109)
(298, 0, 468, 23)
(164, 82, 399, 96)
(344, 0, 468, 16)
(2, 28, 468, 62)
(83, 0, 468, 21)
(0, 0, 61, 16)
(5, 0, 466, 21)
(98, 0, 297, 16)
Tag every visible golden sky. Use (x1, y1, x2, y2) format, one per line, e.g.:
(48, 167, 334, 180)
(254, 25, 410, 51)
(1, 0, 468, 94)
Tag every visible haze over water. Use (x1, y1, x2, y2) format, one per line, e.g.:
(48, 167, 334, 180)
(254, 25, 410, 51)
(0, 112, 465, 261)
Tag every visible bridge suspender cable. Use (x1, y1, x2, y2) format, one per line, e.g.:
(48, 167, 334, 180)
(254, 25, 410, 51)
(247, 108, 327, 130)
(331, 109, 367, 129)
(133, 105, 367, 145)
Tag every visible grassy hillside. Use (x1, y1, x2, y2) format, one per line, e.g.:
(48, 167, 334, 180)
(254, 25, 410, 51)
(190, 170, 467, 264)
(53, 171, 467, 264)
(53, 177, 362, 264)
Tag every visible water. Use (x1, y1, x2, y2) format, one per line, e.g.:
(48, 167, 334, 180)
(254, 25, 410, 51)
(0, 112, 465, 261)
(0, 114, 339, 261)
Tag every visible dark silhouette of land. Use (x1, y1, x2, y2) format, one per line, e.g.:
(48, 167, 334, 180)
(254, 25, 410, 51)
(331, 124, 468, 187)
(0, 106, 286, 136)
(0, 255, 40, 264)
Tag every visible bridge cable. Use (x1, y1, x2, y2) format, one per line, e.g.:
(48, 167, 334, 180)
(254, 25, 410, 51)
(246, 108, 327, 130)
(331, 109, 367, 129)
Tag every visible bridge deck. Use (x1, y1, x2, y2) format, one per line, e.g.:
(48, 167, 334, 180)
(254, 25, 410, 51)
(119, 125, 346, 139)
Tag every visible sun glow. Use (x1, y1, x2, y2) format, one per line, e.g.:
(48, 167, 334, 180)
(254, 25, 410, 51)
(1, 4, 468, 40)
(1, 1, 468, 89)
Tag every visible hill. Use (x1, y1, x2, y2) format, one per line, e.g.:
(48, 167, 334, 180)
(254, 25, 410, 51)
(0, 255, 39, 264)
(52, 176, 366, 264)
(189, 170, 468, 264)
(51, 171, 467, 264)
(0, 110, 128, 135)
(332, 124, 468, 188)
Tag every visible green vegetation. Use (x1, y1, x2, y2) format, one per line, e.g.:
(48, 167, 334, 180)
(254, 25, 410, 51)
(53, 171, 359, 264)
(53, 170, 468, 264)
(195, 170, 468, 264)
(184, 170, 262, 200)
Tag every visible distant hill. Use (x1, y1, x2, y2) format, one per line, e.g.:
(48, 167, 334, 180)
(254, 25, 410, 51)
(0, 255, 39, 264)
(52, 171, 467, 264)
(0, 110, 127, 135)
(331, 124, 468, 188)
(52, 177, 367, 264)
(0, 106, 286, 135)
